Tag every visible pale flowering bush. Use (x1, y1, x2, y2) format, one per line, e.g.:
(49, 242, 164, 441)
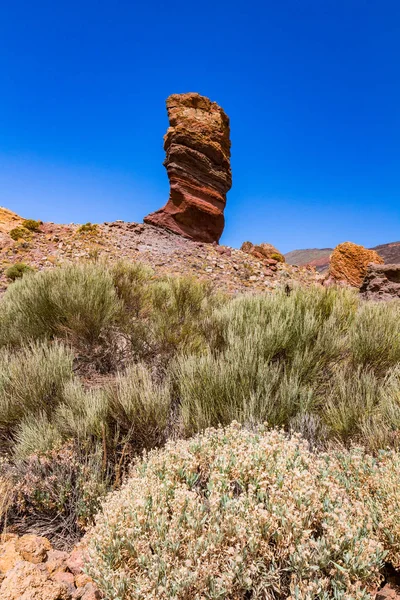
(87, 423, 399, 600)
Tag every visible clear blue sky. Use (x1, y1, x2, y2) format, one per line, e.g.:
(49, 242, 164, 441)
(1, 0, 399, 252)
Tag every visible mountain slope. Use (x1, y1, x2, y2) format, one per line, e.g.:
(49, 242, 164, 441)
(0, 210, 322, 293)
(285, 242, 400, 271)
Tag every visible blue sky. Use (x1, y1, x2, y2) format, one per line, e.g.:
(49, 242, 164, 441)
(1, 0, 399, 252)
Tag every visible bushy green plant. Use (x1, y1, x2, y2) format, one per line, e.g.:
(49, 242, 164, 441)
(111, 261, 154, 315)
(174, 288, 356, 438)
(351, 301, 400, 373)
(5, 262, 34, 281)
(0, 263, 122, 347)
(55, 379, 108, 444)
(9, 226, 31, 241)
(13, 412, 63, 460)
(0, 341, 73, 436)
(149, 276, 225, 361)
(105, 363, 171, 451)
(77, 222, 98, 234)
(87, 423, 400, 600)
(23, 219, 41, 232)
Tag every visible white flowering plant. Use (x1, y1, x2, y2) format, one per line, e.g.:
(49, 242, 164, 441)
(87, 423, 400, 600)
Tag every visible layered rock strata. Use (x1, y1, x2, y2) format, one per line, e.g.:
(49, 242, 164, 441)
(144, 93, 232, 243)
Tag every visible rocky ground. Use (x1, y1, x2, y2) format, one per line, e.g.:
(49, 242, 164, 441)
(0, 534, 99, 599)
(1, 533, 399, 600)
(0, 219, 324, 293)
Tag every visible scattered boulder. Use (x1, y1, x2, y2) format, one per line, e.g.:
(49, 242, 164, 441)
(329, 242, 384, 287)
(360, 264, 400, 300)
(240, 241, 285, 263)
(144, 92, 232, 243)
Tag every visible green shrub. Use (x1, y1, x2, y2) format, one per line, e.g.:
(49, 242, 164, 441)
(55, 379, 108, 444)
(324, 366, 383, 439)
(5, 262, 34, 281)
(0, 263, 122, 347)
(351, 301, 400, 373)
(271, 252, 285, 262)
(0, 341, 73, 435)
(9, 226, 31, 241)
(111, 261, 153, 315)
(149, 276, 225, 361)
(175, 288, 356, 438)
(77, 222, 98, 234)
(13, 412, 63, 459)
(105, 363, 171, 451)
(23, 219, 41, 232)
(87, 423, 399, 599)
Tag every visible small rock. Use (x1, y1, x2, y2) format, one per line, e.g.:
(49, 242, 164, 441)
(46, 550, 69, 574)
(376, 581, 400, 600)
(74, 574, 92, 588)
(15, 535, 51, 565)
(80, 583, 101, 600)
(66, 549, 85, 575)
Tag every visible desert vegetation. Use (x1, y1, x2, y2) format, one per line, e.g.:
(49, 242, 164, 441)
(87, 423, 400, 600)
(0, 261, 399, 596)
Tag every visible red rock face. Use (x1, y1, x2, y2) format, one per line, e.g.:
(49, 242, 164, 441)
(329, 242, 384, 287)
(144, 93, 232, 243)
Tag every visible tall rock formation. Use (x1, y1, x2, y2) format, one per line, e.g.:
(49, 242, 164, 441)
(144, 93, 232, 243)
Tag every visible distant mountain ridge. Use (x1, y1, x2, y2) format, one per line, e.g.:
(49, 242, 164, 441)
(285, 242, 400, 272)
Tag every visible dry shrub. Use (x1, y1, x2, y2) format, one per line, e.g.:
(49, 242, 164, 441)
(4, 441, 109, 549)
(77, 222, 99, 234)
(87, 423, 400, 600)
(0, 467, 12, 528)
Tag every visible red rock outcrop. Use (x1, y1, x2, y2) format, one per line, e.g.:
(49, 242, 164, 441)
(240, 241, 285, 263)
(360, 263, 400, 300)
(0, 534, 100, 600)
(144, 93, 232, 243)
(329, 242, 384, 287)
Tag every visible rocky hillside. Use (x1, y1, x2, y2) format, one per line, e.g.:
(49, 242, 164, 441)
(285, 248, 333, 271)
(285, 242, 400, 271)
(0, 211, 323, 294)
(372, 241, 400, 264)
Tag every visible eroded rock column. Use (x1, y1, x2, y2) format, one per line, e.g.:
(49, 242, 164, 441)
(144, 93, 232, 243)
